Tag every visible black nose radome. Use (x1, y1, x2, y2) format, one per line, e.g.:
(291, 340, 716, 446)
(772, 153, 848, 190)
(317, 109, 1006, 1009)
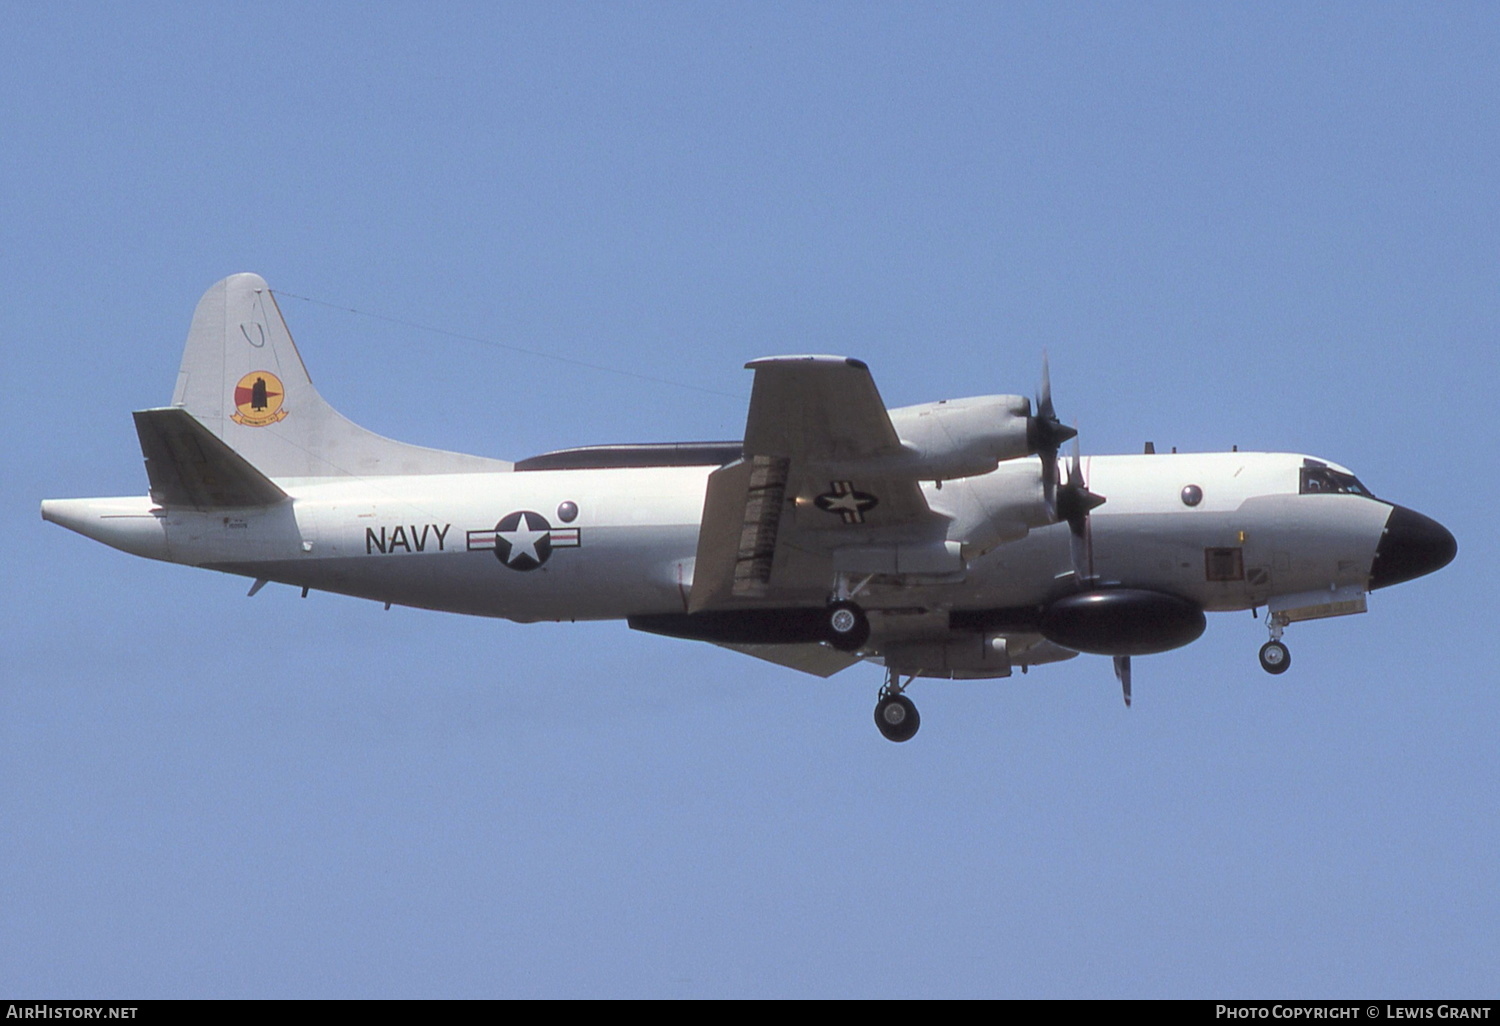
(1369, 505, 1457, 590)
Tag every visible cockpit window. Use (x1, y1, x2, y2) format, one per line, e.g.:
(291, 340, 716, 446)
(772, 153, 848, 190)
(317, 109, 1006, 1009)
(1300, 464, 1376, 499)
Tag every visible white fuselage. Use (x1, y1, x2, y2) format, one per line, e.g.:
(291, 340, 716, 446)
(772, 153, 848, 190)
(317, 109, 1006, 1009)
(42, 451, 1394, 624)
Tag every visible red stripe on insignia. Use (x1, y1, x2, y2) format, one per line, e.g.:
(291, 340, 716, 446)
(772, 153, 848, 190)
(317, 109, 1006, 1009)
(234, 387, 283, 405)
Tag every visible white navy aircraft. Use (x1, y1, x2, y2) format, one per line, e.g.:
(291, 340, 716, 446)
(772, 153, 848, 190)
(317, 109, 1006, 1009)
(43, 274, 1457, 741)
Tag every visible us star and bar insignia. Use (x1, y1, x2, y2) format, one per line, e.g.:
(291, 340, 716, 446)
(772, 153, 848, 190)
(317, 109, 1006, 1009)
(814, 481, 879, 524)
(467, 510, 581, 571)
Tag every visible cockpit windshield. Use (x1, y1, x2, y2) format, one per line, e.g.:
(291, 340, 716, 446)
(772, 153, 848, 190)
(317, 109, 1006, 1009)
(1300, 461, 1377, 499)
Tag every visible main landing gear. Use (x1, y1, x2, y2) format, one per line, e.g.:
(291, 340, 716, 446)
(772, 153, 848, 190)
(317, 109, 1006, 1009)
(875, 668, 920, 743)
(1259, 613, 1291, 675)
(821, 584, 915, 741)
(821, 591, 915, 742)
(825, 599, 870, 652)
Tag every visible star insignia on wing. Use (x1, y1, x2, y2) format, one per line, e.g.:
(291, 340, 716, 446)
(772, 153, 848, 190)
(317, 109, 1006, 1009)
(814, 481, 879, 524)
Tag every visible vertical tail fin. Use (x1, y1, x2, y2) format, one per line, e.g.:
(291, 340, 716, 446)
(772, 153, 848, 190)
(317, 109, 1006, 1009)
(168, 273, 511, 481)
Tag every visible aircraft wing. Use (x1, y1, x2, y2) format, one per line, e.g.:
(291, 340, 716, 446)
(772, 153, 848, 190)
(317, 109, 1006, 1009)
(690, 356, 949, 612)
(742, 355, 902, 462)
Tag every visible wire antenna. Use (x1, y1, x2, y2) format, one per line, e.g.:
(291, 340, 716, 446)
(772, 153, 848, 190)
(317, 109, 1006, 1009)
(272, 289, 747, 400)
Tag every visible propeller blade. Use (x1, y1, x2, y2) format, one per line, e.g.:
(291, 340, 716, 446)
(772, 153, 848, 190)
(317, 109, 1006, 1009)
(1068, 517, 1092, 583)
(1038, 352, 1055, 422)
(1032, 353, 1077, 517)
(1041, 450, 1059, 519)
(1035, 353, 1075, 440)
(1055, 432, 1107, 585)
(1113, 655, 1132, 707)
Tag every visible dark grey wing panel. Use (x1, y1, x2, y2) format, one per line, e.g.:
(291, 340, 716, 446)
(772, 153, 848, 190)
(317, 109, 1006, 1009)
(133, 407, 289, 510)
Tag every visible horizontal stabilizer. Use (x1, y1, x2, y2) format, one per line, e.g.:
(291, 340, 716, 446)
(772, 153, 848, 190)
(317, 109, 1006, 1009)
(133, 408, 289, 510)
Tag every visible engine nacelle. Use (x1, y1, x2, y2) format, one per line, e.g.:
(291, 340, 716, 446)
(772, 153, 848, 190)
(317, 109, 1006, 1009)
(886, 395, 1032, 481)
(924, 460, 1052, 561)
(1040, 589, 1206, 656)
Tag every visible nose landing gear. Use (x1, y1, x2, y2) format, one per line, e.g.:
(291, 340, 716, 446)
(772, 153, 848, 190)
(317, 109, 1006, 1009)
(1259, 614, 1291, 674)
(874, 668, 920, 742)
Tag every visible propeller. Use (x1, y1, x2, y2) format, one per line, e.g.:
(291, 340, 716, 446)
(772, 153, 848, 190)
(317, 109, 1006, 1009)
(1059, 433, 1125, 705)
(1030, 354, 1077, 517)
(1029, 358, 1125, 706)
(1054, 434, 1107, 584)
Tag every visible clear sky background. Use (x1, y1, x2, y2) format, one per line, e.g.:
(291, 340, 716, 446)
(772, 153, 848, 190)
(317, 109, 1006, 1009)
(3, 2, 1496, 999)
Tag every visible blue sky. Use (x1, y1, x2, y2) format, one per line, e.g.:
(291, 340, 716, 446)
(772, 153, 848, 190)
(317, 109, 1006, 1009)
(3, 2, 1496, 998)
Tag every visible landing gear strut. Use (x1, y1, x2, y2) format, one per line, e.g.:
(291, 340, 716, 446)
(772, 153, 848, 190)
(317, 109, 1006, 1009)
(874, 668, 920, 742)
(1259, 615, 1291, 674)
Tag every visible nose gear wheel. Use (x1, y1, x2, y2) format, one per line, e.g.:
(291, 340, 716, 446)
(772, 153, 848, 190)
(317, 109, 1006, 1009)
(1259, 639, 1290, 674)
(1259, 614, 1291, 674)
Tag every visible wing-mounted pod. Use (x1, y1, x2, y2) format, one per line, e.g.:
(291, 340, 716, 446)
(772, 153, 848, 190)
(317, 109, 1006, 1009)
(1039, 590, 1206, 656)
